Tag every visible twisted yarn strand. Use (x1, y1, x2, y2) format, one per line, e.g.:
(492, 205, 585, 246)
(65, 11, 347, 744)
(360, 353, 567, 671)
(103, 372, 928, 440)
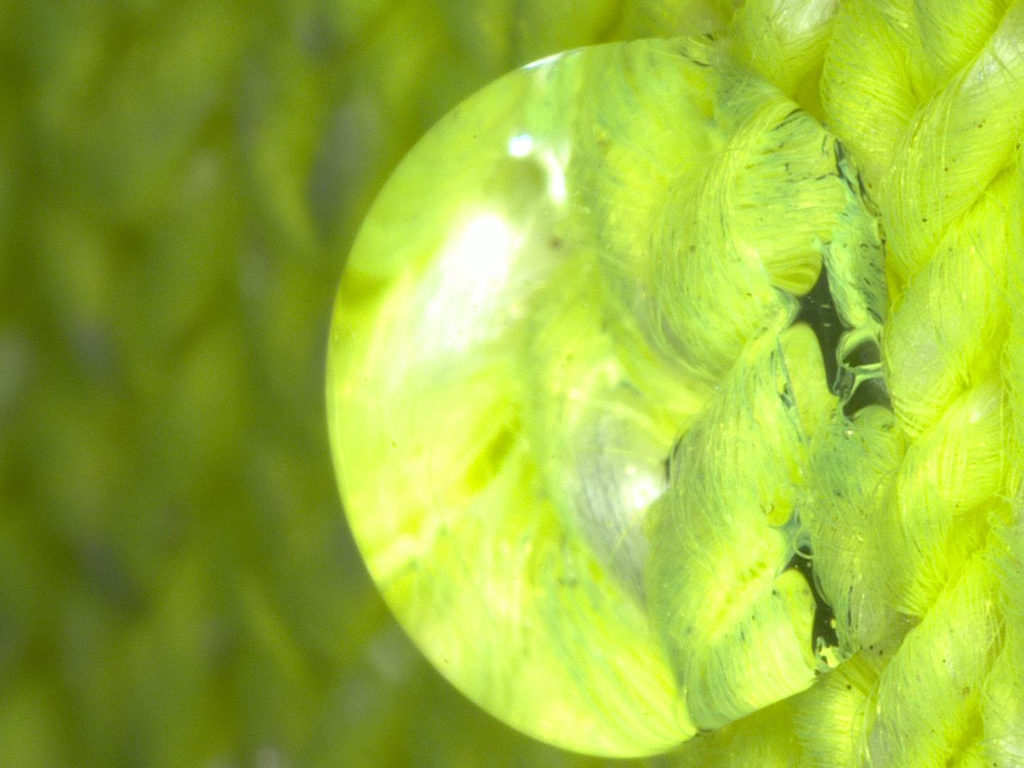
(673, 1, 1024, 765)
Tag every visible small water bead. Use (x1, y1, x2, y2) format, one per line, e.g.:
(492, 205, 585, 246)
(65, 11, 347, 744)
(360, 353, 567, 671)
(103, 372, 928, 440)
(327, 36, 884, 756)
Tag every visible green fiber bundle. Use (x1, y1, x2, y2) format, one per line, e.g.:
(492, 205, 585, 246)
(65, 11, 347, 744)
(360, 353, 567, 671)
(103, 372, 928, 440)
(327, 0, 1024, 763)
(669, 0, 1024, 764)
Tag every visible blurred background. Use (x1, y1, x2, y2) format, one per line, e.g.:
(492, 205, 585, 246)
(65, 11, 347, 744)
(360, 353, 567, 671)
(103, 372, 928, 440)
(0, 1, 731, 765)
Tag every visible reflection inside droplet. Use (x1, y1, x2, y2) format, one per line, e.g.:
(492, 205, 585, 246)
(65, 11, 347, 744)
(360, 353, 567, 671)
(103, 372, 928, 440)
(412, 211, 525, 359)
(508, 133, 535, 157)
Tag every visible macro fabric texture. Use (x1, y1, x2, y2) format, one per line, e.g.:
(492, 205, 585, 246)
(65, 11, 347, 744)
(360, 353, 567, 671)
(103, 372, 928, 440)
(327, 0, 1024, 765)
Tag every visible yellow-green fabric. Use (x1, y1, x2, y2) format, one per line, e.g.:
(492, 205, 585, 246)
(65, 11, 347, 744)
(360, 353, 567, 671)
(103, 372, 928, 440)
(329, 0, 1024, 765)
(4, 0, 1023, 766)
(1, 1, 715, 766)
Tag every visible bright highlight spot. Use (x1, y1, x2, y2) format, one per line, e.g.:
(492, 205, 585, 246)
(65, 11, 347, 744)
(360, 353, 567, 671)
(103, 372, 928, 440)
(426, 212, 521, 352)
(508, 133, 535, 157)
(541, 149, 568, 205)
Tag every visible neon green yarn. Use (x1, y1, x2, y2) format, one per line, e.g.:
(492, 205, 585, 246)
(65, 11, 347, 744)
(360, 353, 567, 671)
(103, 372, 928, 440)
(327, 0, 1024, 764)
(677, 0, 1024, 765)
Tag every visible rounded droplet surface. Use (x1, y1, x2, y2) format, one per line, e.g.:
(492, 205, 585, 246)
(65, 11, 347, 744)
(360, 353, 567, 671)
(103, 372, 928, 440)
(327, 36, 884, 756)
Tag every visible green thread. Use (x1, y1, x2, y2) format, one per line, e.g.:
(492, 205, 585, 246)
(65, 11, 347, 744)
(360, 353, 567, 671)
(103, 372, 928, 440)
(327, 0, 1024, 762)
